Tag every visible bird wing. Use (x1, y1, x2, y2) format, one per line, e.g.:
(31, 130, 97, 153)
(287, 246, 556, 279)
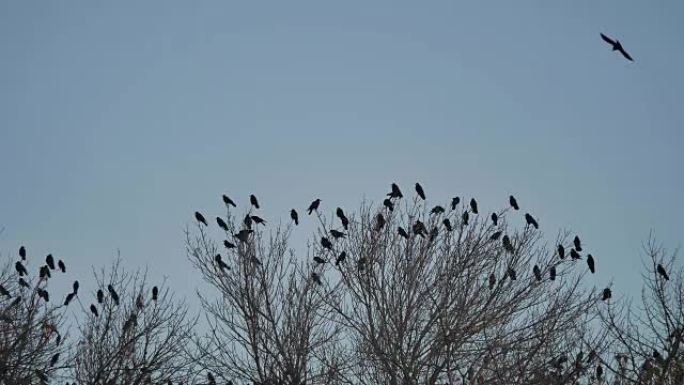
(600, 33, 615, 45)
(618, 47, 634, 61)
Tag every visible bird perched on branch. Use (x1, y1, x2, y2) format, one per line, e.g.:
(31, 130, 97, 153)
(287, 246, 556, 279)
(308, 199, 321, 215)
(415, 183, 426, 200)
(290, 209, 299, 225)
(195, 212, 208, 226)
(387, 183, 403, 199)
(509, 195, 519, 210)
(250, 194, 260, 209)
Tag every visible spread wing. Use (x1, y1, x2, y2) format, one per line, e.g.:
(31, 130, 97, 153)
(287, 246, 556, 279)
(600, 33, 615, 45)
(618, 47, 634, 61)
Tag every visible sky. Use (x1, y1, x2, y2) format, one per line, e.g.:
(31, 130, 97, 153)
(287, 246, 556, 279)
(1, 1, 683, 306)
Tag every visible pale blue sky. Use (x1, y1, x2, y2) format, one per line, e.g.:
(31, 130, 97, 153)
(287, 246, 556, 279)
(1, 1, 682, 302)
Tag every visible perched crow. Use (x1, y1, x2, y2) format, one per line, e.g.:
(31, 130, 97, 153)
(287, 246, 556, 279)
(19, 246, 26, 260)
(653, 349, 663, 362)
(336, 208, 349, 230)
(462, 211, 469, 226)
(415, 183, 426, 200)
(602, 288, 612, 301)
(491, 213, 498, 226)
(97, 289, 104, 304)
(388, 183, 403, 199)
(313, 256, 327, 264)
(18, 278, 30, 289)
(235, 229, 253, 243)
(250, 194, 260, 209)
(15, 261, 27, 276)
(431, 205, 445, 215)
(374, 213, 385, 232)
(73, 280, 80, 293)
(330, 229, 345, 239)
(413, 221, 426, 237)
(290, 209, 299, 225)
(39, 265, 51, 279)
(222, 194, 237, 207)
(216, 217, 229, 231)
(558, 244, 565, 260)
(108, 285, 120, 305)
(335, 251, 346, 266)
(58, 260, 66, 273)
(502, 235, 514, 253)
(488, 274, 496, 290)
(443, 218, 453, 232)
(490, 231, 503, 241)
(451, 197, 460, 211)
(587, 254, 596, 274)
(195, 212, 208, 226)
(525, 213, 539, 229)
(533, 265, 542, 281)
(509, 195, 519, 210)
(46, 254, 55, 270)
(243, 214, 253, 229)
(50, 353, 59, 367)
(90, 304, 99, 317)
(470, 199, 478, 214)
(308, 199, 321, 215)
(152, 286, 159, 301)
(321, 237, 333, 250)
(550, 266, 557, 281)
(596, 365, 604, 381)
(207, 373, 216, 385)
(224, 240, 237, 249)
(398, 226, 410, 239)
(251, 215, 267, 225)
(383, 198, 394, 212)
(508, 267, 517, 280)
(311, 272, 322, 285)
(214, 254, 230, 270)
(657, 264, 670, 280)
(600, 33, 634, 62)
(0, 285, 9, 297)
(64, 292, 76, 306)
(574, 236, 582, 251)
(570, 249, 581, 260)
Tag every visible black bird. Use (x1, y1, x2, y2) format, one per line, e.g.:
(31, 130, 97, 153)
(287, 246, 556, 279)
(508, 267, 517, 280)
(600, 33, 634, 62)
(653, 350, 664, 363)
(313, 256, 326, 264)
(46, 254, 55, 270)
(152, 286, 159, 301)
(251, 215, 267, 225)
(18, 278, 30, 289)
(235, 229, 253, 243)
(570, 249, 581, 260)
(558, 244, 565, 260)
(90, 304, 99, 317)
(596, 365, 604, 381)
(207, 373, 216, 385)
(491, 213, 498, 226)
(375, 213, 386, 232)
(509, 195, 519, 210)
(413, 221, 426, 237)
(330, 229, 345, 239)
(657, 264, 670, 280)
(525, 213, 539, 229)
(383, 198, 394, 212)
(0, 285, 9, 297)
(15, 261, 27, 276)
(587, 254, 596, 274)
(214, 254, 230, 270)
(19, 246, 26, 260)
(550, 266, 557, 281)
(224, 240, 237, 249)
(243, 214, 253, 229)
(321, 237, 333, 250)
(415, 183, 426, 200)
(502, 235, 514, 253)
(195, 212, 208, 226)
(430, 206, 445, 215)
(58, 260, 66, 273)
(250, 194, 260, 209)
(443, 218, 453, 232)
(488, 273, 496, 290)
(308, 199, 321, 215)
(335, 251, 346, 266)
(573, 236, 582, 251)
(398, 226, 410, 239)
(470, 199, 478, 214)
(290, 209, 299, 225)
(429, 227, 439, 242)
(222, 194, 237, 207)
(73, 280, 80, 293)
(50, 353, 59, 367)
(107, 284, 119, 305)
(462, 211, 469, 226)
(490, 231, 503, 240)
(533, 265, 542, 281)
(10, 296, 21, 308)
(39, 265, 51, 279)
(97, 289, 104, 304)
(216, 217, 229, 231)
(451, 197, 460, 211)
(387, 183, 403, 199)
(602, 288, 612, 301)
(64, 292, 76, 306)
(311, 272, 322, 285)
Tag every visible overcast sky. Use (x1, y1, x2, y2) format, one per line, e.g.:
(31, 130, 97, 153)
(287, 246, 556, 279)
(1, 1, 682, 304)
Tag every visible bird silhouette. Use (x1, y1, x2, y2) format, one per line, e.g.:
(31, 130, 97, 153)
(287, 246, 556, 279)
(600, 33, 634, 62)
(657, 264, 670, 280)
(502, 235, 515, 253)
(336, 207, 349, 230)
(97, 289, 104, 304)
(415, 183, 426, 200)
(602, 288, 612, 301)
(470, 199, 478, 214)
(107, 285, 120, 305)
(195, 212, 208, 226)
(398, 226, 410, 239)
(443, 219, 453, 232)
(15, 261, 27, 276)
(250, 194, 260, 209)
(330, 229, 345, 239)
(45, 254, 55, 269)
(39, 265, 51, 279)
(321, 237, 333, 250)
(235, 229, 253, 242)
(462, 211, 469, 226)
(533, 265, 542, 281)
(488, 274, 496, 290)
(18, 278, 30, 289)
(311, 272, 322, 285)
(216, 217, 229, 231)
(313, 256, 326, 264)
(335, 251, 346, 266)
(290, 209, 299, 225)
(9, 296, 21, 307)
(214, 254, 230, 270)
(509, 196, 519, 210)
(570, 249, 581, 260)
(383, 198, 394, 212)
(451, 197, 460, 210)
(207, 373, 216, 385)
(222, 194, 237, 207)
(429, 227, 439, 242)
(152, 286, 159, 301)
(50, 353, 59, 367)
(596, 365, 604, 381)
(251, 215, 267, 225)
(90, 304, 99, 317)
(491, 213, 498, 226)
(550, 266, 557, 281)
(64, 292, 76, 306)
(587, 254, 596, 274)
(57, 260, 66, 273)
(431, 205, 445, 215)
(573, 236, 582, 251)
(73, 280, 80, 293)
(558, 245, 565, 260)
(508, 267, 517, 280)
(224, 240, 237, 249)
(0, 285, 9, 297)
(413, 221, 426, 237)
(525, 213, 539, 229)
(19, 246, 26, 260)
(490, 231, 503, 241)
(388, 183, 403, 199)
(243, 214, 253, 229)
(308, 199, 321, 215)
(374, 213, 386, 232)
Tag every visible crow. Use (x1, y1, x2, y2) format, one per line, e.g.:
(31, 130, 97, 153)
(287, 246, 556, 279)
(415, 183, 426, 200)
(195, 212, 208, 226)
(388, 183, 403, 199)
(108, 285, 120, 305)
(311, 272, 322, 285)
(443, 218, 453, 232)
(321, 237, 333, 250)
(657, 264, 670, 280)
(243, 214, 253, 229)
(222, 194, 237, 207)
(600, 33, 634, 62)
(550, 266, 557, 281)
(97, 289, 104, 304)
(39, 265, 51, 279)
(525, 213, 539, 229)
(570, 249, 581, 260)
(488, 274, 496, 290)
(216, 217, 229, 231)
(462, 211, 469, 226)
(533, 265, 542, 281)
(470, 199, 478, 214)
(383, 198, 394, 212)
(58, 260, 66, 273)
(335, 251, 346, 266)
(602, 288, 612, 301)
(398, 226, 410, 239)
(375, 213, 386, 232)
(574, 236, 582, 251)
(558, 244, 565, 260)
(251, 215, 267, 225)
(491, 213, 498, 226)
(490, 231, 503, 241)
(214, 254, 230, 270)
(235, 229, 253, 243)
(15, 261, 27, 276)
(429, 227, 439, 242)
(73, 280, 80, 293)
(46, 254, 55, 270)
(250, 194, 260, 209)
(330, 229, 345, 239)
(509, 195, 519, 210)
(431, 205, 445, 215)
(451, 197, 460, 211)
(207, 373, 216, 385)
(18, 278, 30, 289)
(0, 285, 9, 297)
(90, 304, 99, 317)
(290, 209, 299, 225)
(50, 353, 59, 367)
(587, 254, 596, 274)
(152, 286, 159, 301)
(224, 240, 237, 249)
(313, 256, 327, 264)
(308, 199, 321, 215)
(508, 267, 517, 280)
(413, 221, 426, 237)
(64, 292, 76, 306)
(502, 235, 515, 253)
(19, 246, 26, 260)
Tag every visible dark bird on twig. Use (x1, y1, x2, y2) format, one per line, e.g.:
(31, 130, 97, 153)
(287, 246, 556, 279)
(415, 183, 426, 200)
(657, 264, 670, 280)
(313, 256, 327, 264)
(39, 265, 51, 279)
(216, 217, 229, 231)
(311, 272, 322, 285)
(600, 33, 634, 62)
(250, 194, 260, 209)
(587, 254, 596, 274)
(243, 214, 253, 229)
(429, 227, 439, 242)
(152, 286, 158, 301)
(336, 208, 349, 230)
(413, 221, 426, 237)
(0, 285, 9, 297)
(374, 213, 386, 232)
(195, 212, 208, 226)
(653, 350, 664, 364)
(451, 197, 460, 211)
(46, 254, 55, 270)
(64, 292, 76, 306)
(290, 209, 299, 225)
(214, 254, 230, 270)
(251, 215, 267, 225)
(330, 229, 346, 239)
(388, 183, 403, 199)
(19, 246, 26, 260)
(107, 285, 119, 305)
(470, 199, 478, 214)
(18, 278, 30, 289)
(490, 231, 502, 241)
(207, 373, 216, 385)
(550, 266, 557, 281)
(10, 296, 21, 308)
(574, 236, 582, 251)
(431, 205, 445, 215)
(508, 267, 517, 280)
(58, 260, 66, 273)
(570, 249, 581, 260)
(596, 365, 603, 381)
(308, 199, 321, 215)
(525, 213, 539, 229)
(335, 251, 346, 266)
(90, 304, 99, 317)
(222, 194, 236, 207)
(602, 288, 612, 301)
(97, 289, 104, 304)
(558, 244, 565, 260)
(502, 235, 515, 253)
(224, 240, 236, 249)
(462, 211, 469, 226)
(136, 294, 144, 309)
(73, 280, 80, 293)
(50, 353, 59, 367)
(509, 195, 519, 210)
(15, 261, 27, 276)
(383, 198, 394, 212)
(321, 237, 333, 250)
(443, 219, 453, 232)
(491, 213, 498, 226)
(488, 273, 496, 290)
(533, 265, 542, 281)
(398, 226, 410, 239)
(235, 229, 253, 243)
